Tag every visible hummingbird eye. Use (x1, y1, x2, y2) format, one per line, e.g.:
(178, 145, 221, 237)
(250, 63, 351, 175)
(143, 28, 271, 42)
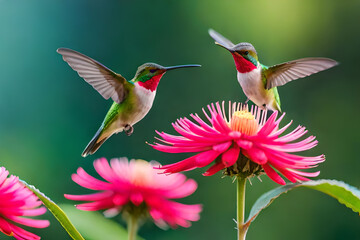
(149, 69, 157, 73)
(244, 51, 249, 55)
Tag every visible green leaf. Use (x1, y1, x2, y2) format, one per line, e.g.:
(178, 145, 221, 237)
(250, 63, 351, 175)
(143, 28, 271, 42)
(247, 179, 360, 225)
(21, 181, 85, 240)
(60, 204, 144, 240)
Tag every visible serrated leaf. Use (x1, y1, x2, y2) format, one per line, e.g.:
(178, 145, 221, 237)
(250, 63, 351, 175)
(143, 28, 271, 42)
(60, 204, 144, 240)
(247, 179, 360, 225)
(21, 181, 85, 240)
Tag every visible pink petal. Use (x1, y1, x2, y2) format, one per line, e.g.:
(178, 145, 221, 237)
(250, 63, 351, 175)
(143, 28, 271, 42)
(21, 207, 47, 217)
(276, 168, 298, 183)
(172, 122, 230, 143)
(276, 126, 308, 143)
(0, 217, 13, 235)
(289, 169, 320, 177)
(155, 131, 192, 144)
(76, 198, 115, 211)
(236, 139, 253, 150)
(6, 222, 41, 240)
(221, 147, 240, 167)
(279, 169, 311, 182)
(244, 148, 267, 165)
(229, 131, 241, 138)
(262, 164, 286, 185)
(130, 192, 144, 206)
(195, 150, 222, 167)
(213, 141, 232, 152)
(64, 191, 113, 201)
(151, 143, 211, 153)
(93, 158, 118, 183)
(269, 120, 293, 138)
(6, 216, 49, 228)
(214, 113, 231, 133)
(0, 169, 9, 186)
(72, 168, 111, 190)
(163, 179, 198, 199)
(190, 113, 219, 133)
(181, 117, 224, 138)
(203, 162, 225, 176)
(159, 155, 197, 173)
(257, 111, 278, 136)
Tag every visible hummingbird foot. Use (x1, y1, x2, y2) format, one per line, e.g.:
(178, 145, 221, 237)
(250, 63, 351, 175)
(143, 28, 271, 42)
(124, 124, 134, 136)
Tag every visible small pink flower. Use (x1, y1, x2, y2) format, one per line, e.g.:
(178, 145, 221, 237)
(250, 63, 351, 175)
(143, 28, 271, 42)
(150, 102, 324, 185)
(0, 167, 49, 240)
(65, 158, 202, 228)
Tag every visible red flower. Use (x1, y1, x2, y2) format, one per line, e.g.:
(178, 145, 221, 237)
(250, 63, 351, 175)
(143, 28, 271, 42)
(0, 167, 49, 240)
(150, 102, 324, 185)
(65, 158, 202, 228)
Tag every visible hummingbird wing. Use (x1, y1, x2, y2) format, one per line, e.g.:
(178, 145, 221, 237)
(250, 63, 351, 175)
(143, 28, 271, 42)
(208, 29, 235, 48)
(57, 48, 131, 104)
(264, 57, 338, 89)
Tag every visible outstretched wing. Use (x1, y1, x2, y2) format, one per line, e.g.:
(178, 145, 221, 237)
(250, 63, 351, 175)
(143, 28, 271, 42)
(264, 57, 338, 89)
(208, 29, 235, 49)
(57, 48, 131, 104)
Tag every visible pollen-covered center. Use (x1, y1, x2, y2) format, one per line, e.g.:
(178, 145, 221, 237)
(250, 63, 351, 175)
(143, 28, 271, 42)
(230, 110, 258, 136)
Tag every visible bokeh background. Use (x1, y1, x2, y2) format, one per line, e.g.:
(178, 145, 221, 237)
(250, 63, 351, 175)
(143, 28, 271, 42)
(0, 0, 359, 239)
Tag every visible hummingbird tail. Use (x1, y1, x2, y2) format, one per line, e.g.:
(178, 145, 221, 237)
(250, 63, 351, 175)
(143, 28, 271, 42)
(82, 127, 108, 157)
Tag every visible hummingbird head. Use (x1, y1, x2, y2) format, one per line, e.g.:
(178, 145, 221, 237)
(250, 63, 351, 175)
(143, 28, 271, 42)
(216, 42, 259, 73)
(134, 63, 200, 91)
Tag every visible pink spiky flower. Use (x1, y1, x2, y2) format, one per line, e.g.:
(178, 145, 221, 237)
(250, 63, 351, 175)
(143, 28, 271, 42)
(65, 157, 202, 228)
(0, 167, 49, 240)
(150, 102, 325, 185)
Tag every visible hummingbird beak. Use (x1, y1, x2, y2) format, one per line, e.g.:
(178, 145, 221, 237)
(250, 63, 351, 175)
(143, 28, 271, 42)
(215, 42, 234, 52)
(164, 64, 201, 71)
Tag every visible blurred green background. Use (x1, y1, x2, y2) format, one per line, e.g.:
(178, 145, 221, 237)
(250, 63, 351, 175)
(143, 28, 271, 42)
(0, 0, 359, 239)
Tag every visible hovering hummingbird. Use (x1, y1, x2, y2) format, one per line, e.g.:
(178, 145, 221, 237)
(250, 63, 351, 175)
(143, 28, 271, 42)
(57, 48, 200, 157)
(209, 29, 338, 111)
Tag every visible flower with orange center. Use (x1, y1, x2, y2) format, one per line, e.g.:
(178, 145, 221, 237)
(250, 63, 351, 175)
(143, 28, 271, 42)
(150, 101, 324, 185)
(65, 157, 202, 228)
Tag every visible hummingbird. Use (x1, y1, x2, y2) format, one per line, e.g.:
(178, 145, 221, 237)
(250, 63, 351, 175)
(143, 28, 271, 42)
(57, 48, 200, 157)
(209, 29, 338, 111)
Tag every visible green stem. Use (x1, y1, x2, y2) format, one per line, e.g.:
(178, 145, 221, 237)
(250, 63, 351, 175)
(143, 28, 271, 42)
(127, 215, 138, 240)
(237, 177, 247, 240)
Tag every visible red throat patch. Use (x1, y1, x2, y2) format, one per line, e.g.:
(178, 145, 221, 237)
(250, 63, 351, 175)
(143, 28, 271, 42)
(231, 53, 257, 73)
(137, 73, 165, 92)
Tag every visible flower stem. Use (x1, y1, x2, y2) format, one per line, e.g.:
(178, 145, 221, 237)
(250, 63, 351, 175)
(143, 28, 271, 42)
(237, 177, 247, 240)
(127, 215, 138, 240)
